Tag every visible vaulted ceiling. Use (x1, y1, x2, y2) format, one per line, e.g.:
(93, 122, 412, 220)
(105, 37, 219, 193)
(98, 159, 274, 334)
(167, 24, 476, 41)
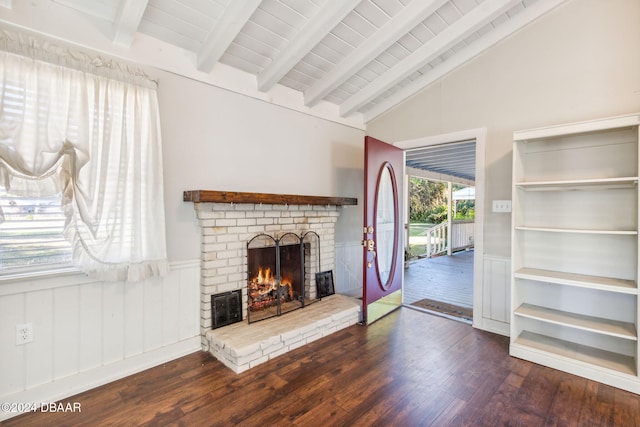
(0, 0, 566, 128)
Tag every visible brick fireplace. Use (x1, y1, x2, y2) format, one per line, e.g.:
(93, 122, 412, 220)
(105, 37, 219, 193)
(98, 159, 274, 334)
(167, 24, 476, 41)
(184, 190, 361, 372)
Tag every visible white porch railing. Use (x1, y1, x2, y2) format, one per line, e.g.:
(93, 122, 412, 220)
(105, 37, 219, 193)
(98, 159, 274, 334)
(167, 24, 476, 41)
(423, 222, 448, 258)
(412, 220, 474, 258)
(452, 220, 474, 252)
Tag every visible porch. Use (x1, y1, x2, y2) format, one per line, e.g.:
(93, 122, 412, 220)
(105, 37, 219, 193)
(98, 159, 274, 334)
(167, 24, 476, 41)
(403, 249, 474, 321)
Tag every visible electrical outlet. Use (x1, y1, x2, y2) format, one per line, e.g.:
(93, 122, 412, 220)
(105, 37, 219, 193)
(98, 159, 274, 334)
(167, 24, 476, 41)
(16, 323, 33, 345)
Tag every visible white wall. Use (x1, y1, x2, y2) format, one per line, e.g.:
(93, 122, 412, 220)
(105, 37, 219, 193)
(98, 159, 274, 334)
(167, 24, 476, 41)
(366, 0, 640, 258)
(158, 70, 365, 261)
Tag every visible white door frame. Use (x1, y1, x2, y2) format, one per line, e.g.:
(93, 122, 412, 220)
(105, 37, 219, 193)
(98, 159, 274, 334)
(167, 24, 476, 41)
(394, 128, 486, 331)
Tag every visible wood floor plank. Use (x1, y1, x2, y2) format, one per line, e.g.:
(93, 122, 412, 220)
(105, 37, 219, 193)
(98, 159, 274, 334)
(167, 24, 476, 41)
(3, 307, 640, 427)
(544, 374, 588, 426)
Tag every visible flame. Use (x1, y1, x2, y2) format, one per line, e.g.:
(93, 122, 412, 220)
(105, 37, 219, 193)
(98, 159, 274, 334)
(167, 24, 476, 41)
(249, 267, 294, 302)
(256, 267, 274, 285)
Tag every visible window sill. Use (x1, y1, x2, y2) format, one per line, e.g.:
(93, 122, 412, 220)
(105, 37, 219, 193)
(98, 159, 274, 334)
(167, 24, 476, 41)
(0, 266, 96, 296)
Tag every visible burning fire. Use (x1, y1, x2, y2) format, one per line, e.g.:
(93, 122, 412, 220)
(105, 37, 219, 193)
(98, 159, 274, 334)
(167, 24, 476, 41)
(248, 267, 294, 310)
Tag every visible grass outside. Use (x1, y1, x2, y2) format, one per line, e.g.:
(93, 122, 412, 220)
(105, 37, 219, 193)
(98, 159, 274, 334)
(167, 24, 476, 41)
(407, 222, 436, 258)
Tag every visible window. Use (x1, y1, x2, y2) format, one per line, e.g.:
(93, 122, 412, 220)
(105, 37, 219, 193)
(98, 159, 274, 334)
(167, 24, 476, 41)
(0, 30, 168, 281)
(0, 189, 72, 273)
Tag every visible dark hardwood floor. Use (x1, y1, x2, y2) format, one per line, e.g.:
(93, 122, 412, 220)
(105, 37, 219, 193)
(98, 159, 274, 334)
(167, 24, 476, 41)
(4, 307, 639, 426)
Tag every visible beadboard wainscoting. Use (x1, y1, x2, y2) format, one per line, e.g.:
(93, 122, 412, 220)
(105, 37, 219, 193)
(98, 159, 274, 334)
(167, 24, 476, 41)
(481, 255, 511, 336)
(0, 260, 201, 422)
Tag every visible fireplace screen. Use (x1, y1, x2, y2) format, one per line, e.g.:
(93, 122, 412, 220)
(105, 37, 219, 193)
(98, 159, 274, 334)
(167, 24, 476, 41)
(247, 232, 320, 323)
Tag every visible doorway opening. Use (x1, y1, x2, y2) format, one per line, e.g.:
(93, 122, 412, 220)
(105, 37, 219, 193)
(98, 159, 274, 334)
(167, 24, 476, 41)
(405, 177, 475, 321)
(394, 131, 484, 325)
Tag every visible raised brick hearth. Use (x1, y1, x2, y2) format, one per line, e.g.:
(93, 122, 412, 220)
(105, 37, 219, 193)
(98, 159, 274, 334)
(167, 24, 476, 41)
(207, 294, 360, 373)
(185, 191, 361, 372)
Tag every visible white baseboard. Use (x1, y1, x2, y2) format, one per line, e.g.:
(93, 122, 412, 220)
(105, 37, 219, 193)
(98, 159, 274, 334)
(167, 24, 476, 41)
(0, 336, 201, 422)
(475, 317, 509, 337)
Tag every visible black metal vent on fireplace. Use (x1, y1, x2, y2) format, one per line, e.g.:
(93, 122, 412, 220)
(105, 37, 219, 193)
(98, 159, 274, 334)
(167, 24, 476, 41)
(211, 290, 242, 329)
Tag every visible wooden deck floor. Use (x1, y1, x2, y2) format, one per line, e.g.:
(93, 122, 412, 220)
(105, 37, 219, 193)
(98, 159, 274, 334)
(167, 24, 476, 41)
(404, 249, 474, 310)
(5, 307, 639, 426)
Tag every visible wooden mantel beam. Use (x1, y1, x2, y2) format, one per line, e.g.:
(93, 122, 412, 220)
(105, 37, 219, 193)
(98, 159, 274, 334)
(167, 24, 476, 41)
(183, 190, 357, 206)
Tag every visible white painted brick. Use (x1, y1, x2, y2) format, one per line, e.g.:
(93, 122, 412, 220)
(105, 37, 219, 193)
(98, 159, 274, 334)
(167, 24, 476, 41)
(288, 339, 308, 351)
(264, 211, 282, 218)
(227, 257, 243, 267)
(247, 225, 266, 233)
(249, 355, 270, 368)
(201, 268, 220, 277)
(259, 335, 282, 350)
(202, 275, 229, 286)
(198, 219, 217, 227)
(217, 234, 242, 243)
(229, 342, 261, 358)
(202, 285, 220, 296)
(202, 235, 219, 244)
(256, 218, 274, 225)
(217, 282, 242, 293)
(277, 218, 294, 225)
(321, 326, 338, 337)
(211, 203, 232, 211)
(261, 341, 285, 356)
(227, 273, 244, 282)
(203, 227, 228, 236)
(225, 211, 246, 219)
(237, 218, 257, 226)
(233, 203, 255, 211)
(207, 242, 228, 253)
(226, 241, 244, 250)
(246, 211, 265, 218)
(196, 211, 225, 220)
(255, 204, 273, 211)
(216, 250, 241, 260)
(215, 219, 237, 227)
(304, 331, 322, 343)
(202, 259, 227, 269)
(269, 346, 290, 359)
(218, 266, 240, 275)
(281, 329, 301, 342)
(228, 226, 248, 234)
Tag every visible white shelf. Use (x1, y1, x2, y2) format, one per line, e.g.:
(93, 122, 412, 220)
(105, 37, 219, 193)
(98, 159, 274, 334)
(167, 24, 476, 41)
(515, 177, 638, 191)
(514, 303, 637, 341)
(512, 331, 637, 376)
(515, 226, 637, 235)
(514, 268, 637, 294)
(511, 113, 640, 392)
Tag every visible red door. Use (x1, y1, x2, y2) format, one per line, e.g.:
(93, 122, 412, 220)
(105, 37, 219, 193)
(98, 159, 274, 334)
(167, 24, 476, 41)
(363, 136, 404, 324)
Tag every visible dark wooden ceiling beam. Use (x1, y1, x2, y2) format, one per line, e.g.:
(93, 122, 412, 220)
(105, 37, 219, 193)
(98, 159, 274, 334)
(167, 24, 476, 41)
(183, 190, 357, 206)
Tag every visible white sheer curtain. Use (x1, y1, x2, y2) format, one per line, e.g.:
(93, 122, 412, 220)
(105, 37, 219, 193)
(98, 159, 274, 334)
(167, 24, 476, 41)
(0, 30, 168, 281)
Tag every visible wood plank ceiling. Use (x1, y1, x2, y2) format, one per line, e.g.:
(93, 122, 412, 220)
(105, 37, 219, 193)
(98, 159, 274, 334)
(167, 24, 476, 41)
(47, 0, 566, 125)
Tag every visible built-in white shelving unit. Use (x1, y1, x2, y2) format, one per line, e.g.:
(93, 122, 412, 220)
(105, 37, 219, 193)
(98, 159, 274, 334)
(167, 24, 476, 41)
(510, 113, 640, 394)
